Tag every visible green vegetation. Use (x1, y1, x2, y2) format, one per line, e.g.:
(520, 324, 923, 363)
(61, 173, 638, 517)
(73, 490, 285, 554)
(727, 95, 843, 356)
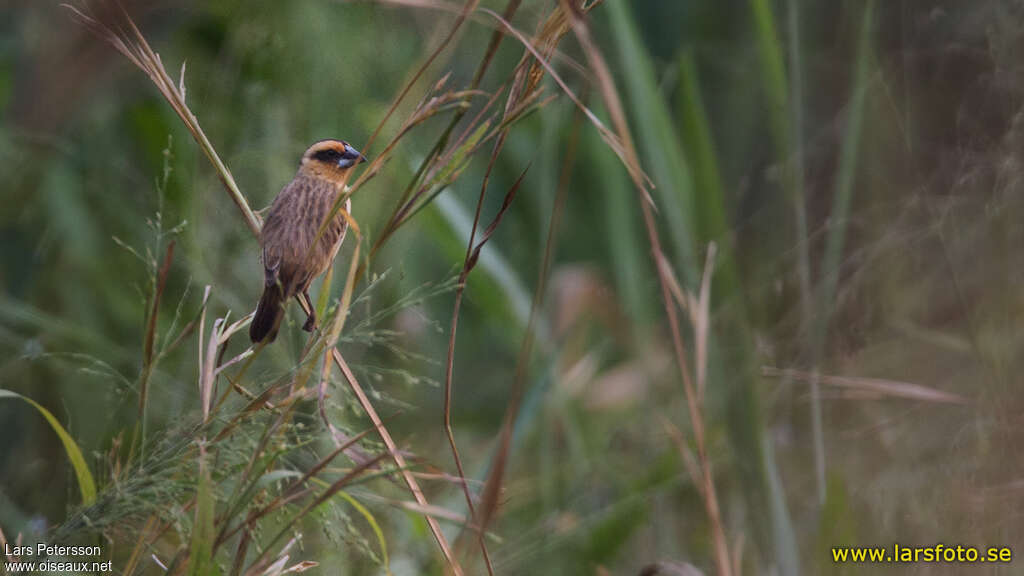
(1, 1, 1019, 575)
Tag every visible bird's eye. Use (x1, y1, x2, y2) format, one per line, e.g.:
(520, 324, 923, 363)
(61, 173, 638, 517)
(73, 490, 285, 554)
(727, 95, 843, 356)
(311, 148, 343, 163)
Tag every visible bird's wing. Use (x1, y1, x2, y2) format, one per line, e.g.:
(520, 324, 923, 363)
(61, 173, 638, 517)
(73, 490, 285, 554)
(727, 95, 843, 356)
(262, 247, 281, 288)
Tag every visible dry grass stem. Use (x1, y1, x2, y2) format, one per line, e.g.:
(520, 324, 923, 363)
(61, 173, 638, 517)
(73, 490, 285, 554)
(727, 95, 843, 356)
(559, 2, 732, 574)
(66, 3, 463, 571)
(762, 367, 969, 404)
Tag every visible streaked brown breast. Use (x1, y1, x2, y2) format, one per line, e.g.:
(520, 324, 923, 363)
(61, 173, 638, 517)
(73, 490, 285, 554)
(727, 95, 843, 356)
(260, 173, 349, 294)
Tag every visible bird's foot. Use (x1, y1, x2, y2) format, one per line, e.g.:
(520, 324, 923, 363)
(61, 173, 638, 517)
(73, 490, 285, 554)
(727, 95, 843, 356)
(302, 313, 317, 332)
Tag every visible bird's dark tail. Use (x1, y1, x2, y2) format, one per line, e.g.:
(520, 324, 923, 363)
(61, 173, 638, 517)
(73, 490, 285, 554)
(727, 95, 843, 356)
(250, 284, 285, 343)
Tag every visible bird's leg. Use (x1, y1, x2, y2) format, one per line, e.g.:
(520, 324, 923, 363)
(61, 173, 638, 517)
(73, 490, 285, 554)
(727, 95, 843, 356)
(299, 290, 317, 332)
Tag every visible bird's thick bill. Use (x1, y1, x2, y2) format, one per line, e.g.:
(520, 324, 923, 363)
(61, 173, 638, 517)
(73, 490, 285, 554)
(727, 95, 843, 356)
(339, 144, 367, 168)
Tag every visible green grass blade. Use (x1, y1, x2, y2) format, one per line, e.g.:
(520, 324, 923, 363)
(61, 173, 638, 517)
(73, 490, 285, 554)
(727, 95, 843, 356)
(785, 0, 811, 320)
(751, 0, 813, 326)
(189, 447, 217, 576)
(676, 51, 729, 257)
(815, 0, 875, 344)
(430, 192, 536, 336)
(676, 50, 800, 573)
(764, 439, 801, 575)
(0, 389, 96, 506)
(810, 0, 876, 505)
(606, 0, 698, 283)
(750, 0, 790, 151)
(590, 120, 655, 332)
(337, 490, 391, 574)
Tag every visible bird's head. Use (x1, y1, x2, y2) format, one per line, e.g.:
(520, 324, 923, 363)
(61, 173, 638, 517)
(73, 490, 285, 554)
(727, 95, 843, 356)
(299, 139, 367, 183)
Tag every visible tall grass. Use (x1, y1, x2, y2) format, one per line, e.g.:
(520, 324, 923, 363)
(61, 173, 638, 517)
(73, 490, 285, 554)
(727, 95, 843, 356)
(5, 1, 1013, 575)
(37, 0, 696, 574)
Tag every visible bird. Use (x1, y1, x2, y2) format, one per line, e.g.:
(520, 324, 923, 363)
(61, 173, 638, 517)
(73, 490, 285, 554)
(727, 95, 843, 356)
(249, 139, 366, 343)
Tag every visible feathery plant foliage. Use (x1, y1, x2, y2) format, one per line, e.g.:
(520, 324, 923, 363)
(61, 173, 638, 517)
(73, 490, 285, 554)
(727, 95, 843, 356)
(5, 1, 1017, 575)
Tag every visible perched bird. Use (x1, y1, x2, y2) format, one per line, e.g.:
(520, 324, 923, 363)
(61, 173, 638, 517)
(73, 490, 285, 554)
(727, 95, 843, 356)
(250, 139, 366, 343)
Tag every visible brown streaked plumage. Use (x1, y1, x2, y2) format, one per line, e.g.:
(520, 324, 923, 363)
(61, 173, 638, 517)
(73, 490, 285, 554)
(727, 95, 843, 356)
(250, 139, 366, 343)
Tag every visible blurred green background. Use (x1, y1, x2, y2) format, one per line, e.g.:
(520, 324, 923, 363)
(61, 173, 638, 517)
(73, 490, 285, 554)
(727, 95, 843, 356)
(2, 0, 1023, 574)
